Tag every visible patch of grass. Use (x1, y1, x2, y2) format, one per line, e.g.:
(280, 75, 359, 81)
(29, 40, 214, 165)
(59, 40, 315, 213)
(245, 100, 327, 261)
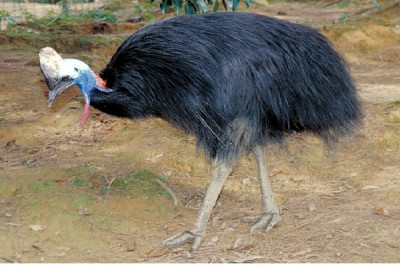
(339, 13, 350, 23)
(25, 8, 116, 29)
(27, 181, 54, 193)
(106, 0, 124, 12)
(126, 169, 172, 198)
(80, 8, 117, 23)
(100, 187, 108, 195)
(111, 178, 127, 189)
(337, 0, 353, 9)
(73, 194, 97, 208)
(391, 100, 400, 106)
(58, 165, 172, 201)
(73, 178, 86, 186)
(128, 169, 154, 180)
(82, 165, 92, 171)
(61, 165, 93, 189)
(0, 4, 126, 53)
(64, 165, 92, 175)
(266, 0, 286, 3)
(0, 180, 18, 198)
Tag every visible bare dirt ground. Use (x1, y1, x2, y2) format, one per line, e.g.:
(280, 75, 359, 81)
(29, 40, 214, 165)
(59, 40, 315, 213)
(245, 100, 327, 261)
(1, 1, 400, 263)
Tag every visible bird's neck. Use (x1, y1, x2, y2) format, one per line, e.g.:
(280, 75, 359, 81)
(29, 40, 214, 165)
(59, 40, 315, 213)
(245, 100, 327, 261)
(78, 70, 113, 124)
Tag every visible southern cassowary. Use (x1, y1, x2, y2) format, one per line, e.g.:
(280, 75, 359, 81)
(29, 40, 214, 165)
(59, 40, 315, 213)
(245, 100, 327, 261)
(40, 12, 362, 251)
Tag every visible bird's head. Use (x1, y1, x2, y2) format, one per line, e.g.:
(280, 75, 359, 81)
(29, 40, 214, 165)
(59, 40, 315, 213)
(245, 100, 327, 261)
(40, 47, 112, 124)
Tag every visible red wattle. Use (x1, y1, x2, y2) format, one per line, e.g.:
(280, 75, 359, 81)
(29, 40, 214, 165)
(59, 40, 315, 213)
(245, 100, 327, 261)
(79, 99, 90, 125)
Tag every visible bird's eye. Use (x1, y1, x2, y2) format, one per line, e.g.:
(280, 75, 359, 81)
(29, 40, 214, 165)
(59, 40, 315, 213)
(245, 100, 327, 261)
(74, 67, 79, 72)
(61, 76, 70, 82)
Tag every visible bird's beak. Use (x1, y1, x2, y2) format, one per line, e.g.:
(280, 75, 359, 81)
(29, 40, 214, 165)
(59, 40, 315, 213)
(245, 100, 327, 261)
(47, 89, 59, 107)
(47, 80, 74, 107)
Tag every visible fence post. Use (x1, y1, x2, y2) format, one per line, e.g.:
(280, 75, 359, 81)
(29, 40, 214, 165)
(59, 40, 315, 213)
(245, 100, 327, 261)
(61, 0, 70, 16)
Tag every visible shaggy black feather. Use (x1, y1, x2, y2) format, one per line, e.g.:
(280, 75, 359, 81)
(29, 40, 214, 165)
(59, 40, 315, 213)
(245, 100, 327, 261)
(92, 12, 362, 162)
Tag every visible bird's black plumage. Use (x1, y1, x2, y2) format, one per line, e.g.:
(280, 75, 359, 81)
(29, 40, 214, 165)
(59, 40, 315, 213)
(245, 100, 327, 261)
(92, 12, 361, 163)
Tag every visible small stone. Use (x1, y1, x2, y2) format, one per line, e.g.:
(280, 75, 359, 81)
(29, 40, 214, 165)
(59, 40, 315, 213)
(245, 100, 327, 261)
(210, 236, 219, 243)
(184, 250, 192, 259)
(29, 224, 46, 231)
(172, 247, 184, 253)
(126, 241, 137, 252)
(219, 222, 226, 230)
(362, 185, 380, 190)
(293, 247, 312, 257)
(344, 172, 358, 179)
(78, 208, 92, 216)
(232, 237, 243, 250)
(56, 246, 70, 251)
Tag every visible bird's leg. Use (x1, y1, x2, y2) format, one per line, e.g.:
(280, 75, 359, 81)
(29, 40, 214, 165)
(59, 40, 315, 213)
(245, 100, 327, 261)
(243, 146, 280, 234)
(159, 160, 233, 251)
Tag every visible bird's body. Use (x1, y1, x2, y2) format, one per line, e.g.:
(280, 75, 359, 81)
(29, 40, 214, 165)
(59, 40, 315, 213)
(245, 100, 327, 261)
(92, 12, 360, 163)
(40, 12, 361, 251)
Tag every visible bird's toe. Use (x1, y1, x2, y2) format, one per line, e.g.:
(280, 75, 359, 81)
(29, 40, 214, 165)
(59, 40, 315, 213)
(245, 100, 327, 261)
(243, 212, 281, 235)
(159, 230, 204, 251)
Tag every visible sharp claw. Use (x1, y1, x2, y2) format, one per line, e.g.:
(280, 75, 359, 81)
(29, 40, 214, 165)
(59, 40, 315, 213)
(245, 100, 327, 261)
(191, 235, 203, 251)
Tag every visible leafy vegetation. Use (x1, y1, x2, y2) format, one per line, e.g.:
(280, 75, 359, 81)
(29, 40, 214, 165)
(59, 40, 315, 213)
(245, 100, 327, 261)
(0, 10, 13, 22)
(150, 0, 253, 14)
(31, 8, 116, 26)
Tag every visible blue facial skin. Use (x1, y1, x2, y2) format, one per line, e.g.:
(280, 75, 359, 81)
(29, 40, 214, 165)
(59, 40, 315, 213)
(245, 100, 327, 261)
(52, 59, 114, 124)
(60, 59, 113, 105)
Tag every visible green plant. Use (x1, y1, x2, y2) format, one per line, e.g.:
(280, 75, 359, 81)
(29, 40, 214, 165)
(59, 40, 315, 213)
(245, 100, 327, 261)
(80, 8, 117, 23)
(371, 0, 382, 9)
(0, 10, 15, 25)
(338, 13, 349, 23)
(18, 7, 117, 32)
(100, 187, 108, 195)
(150, 0, 252, 15)
(73, 178, 86, 186)
(60, 0, 71, 17)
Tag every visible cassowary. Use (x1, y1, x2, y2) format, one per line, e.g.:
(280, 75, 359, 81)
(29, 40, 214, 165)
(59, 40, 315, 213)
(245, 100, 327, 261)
(40, 12, 361, 251)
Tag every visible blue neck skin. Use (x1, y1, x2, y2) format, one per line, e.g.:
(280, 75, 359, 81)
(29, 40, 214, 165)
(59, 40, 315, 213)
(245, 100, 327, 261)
(73, 69, 113, 124)
(75, 69, 113, 104)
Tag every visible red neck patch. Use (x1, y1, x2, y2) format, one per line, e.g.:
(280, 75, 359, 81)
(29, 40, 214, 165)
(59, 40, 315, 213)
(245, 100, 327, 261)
(94, 73, 107, 89)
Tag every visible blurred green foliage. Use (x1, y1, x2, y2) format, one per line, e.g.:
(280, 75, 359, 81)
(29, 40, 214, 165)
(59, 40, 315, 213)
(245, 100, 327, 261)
(150, 0, 253, 15)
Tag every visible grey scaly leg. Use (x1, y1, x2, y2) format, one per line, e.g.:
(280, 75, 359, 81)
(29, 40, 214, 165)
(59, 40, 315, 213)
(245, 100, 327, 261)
(159, 159, 233, 251)
(243, 145, 280, 234)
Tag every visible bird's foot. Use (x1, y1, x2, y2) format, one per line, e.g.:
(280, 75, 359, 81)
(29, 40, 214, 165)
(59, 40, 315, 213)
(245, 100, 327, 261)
(243, 211, 281, 235)
(159, 230, 204, 251)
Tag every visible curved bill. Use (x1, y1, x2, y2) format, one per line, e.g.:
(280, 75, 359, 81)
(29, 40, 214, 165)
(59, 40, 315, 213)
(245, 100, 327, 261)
(47, 79, 75, 107)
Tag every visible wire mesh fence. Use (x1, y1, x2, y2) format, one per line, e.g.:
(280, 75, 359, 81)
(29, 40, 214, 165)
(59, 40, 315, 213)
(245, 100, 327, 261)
(0, 0, 105, 28)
